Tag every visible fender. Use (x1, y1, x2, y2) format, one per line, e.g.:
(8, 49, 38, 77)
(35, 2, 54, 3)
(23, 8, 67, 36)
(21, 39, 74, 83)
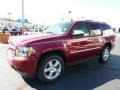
(30, 40, 68, 61)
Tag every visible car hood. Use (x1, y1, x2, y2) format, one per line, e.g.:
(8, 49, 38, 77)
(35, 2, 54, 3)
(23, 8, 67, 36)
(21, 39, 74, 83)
(9, 33, 57, 45)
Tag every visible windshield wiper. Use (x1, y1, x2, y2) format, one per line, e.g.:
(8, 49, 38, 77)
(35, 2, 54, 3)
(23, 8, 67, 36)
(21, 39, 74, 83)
(45, 32, 56, 35)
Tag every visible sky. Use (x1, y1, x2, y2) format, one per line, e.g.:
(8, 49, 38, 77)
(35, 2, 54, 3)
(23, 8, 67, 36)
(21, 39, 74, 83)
(0, 0, 120, 27)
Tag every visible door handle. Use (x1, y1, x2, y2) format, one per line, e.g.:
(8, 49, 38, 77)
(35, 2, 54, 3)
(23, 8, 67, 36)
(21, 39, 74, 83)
(87, 39, 93, 41)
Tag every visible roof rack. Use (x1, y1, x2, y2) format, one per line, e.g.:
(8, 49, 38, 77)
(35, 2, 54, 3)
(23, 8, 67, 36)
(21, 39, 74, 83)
(84, 20, 94, 21)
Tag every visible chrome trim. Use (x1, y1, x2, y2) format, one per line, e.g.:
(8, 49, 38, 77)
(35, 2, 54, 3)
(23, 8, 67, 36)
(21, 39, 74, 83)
(70, 47, 101, 54)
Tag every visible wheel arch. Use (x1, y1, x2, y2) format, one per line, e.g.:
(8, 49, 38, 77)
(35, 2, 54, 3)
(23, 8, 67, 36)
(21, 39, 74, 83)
(103, 42, 112, 50)
(36, 49, 66, 74)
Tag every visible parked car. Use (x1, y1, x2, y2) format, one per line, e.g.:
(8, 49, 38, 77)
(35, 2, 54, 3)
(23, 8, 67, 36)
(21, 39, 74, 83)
(7, 20, 115, 82)
(1, 27, 9, 33)
(9, 28, 21, 35)
(23, 28, 29, 35)
(24, 29, 43, 35)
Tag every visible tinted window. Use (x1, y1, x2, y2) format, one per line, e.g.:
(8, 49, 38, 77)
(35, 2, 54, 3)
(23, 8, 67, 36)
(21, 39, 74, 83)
(89, 23, 102, 36)
(102, 24, 111, 30)
(73, 22, 89, 36)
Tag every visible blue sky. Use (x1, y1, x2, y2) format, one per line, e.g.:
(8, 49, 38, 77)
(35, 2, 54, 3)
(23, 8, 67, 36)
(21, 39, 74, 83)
(0, 0, 120, 27)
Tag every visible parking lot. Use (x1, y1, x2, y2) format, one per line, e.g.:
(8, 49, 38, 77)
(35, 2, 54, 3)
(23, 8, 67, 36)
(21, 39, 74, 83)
(0, 37, 120, 90)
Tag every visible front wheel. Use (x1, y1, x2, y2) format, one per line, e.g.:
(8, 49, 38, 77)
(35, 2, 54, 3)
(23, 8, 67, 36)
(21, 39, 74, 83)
(37, 54, 64, 82)
(99, 46, 110, 63)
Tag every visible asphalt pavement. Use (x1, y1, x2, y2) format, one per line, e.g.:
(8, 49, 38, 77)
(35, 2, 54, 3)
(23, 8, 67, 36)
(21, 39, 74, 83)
(0, 37, 120, 90)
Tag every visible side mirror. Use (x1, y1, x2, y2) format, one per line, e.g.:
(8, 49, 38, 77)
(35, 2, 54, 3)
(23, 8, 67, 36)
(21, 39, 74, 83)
(72, 30, 84, 38)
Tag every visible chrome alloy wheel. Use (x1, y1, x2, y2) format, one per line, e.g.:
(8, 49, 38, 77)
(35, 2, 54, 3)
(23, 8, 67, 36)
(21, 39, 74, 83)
(103, 48, 110, 61)
(44, 59, 62, 80)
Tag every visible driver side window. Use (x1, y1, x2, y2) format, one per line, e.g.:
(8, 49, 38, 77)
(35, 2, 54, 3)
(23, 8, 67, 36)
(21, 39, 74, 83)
(73, 22, 89, 37)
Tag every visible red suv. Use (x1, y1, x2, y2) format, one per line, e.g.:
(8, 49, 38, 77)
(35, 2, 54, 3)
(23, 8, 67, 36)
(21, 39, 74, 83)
(7, 20, 115, 82)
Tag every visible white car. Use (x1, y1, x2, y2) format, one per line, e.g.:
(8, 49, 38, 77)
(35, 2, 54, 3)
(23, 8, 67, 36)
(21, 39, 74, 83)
(24, 29, 43, 35)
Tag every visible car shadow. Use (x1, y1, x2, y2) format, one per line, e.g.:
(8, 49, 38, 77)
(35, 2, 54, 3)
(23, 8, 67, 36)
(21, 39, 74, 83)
(22, 54, 120, 90)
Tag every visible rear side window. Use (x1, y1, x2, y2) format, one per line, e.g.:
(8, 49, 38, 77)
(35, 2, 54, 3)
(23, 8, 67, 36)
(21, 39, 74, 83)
(89, 23, 102, 36)
(101, 23, 114, 35)
(102, 24, 111, 30)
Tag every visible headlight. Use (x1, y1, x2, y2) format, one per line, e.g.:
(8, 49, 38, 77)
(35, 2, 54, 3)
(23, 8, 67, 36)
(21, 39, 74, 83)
(15, 47, 35, 57)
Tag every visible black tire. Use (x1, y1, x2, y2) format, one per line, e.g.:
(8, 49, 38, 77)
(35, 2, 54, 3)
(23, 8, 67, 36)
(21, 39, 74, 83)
(37, 54, 64, 83)
(98, 46, 110, 63)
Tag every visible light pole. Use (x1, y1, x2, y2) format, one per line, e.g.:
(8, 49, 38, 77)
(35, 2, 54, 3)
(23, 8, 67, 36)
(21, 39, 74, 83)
(22, 0, 24, 35)
(8, 12, 12, 28)
(68, 11, 72, 21)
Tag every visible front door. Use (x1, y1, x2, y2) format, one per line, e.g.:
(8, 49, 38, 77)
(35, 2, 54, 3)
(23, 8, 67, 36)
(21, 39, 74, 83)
(67, 22, 91, 62)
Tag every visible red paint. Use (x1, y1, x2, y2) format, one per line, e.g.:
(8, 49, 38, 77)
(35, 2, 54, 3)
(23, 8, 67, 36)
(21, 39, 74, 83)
(7, 20, 115, 76)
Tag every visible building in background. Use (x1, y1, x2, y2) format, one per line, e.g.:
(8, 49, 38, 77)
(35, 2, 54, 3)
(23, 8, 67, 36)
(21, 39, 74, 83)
(0, 18, 34, 29)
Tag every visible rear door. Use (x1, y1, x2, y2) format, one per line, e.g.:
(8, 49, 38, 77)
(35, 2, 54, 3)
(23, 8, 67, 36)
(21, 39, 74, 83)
(87, 22, 103, 56)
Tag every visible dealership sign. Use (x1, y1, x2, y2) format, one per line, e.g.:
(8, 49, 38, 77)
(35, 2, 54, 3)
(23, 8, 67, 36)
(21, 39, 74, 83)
(17, 19, 28, 23)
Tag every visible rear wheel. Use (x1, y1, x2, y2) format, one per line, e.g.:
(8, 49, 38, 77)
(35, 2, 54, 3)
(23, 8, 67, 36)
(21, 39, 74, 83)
(37, 54, 64, 82)
(99, 46, 110, 63)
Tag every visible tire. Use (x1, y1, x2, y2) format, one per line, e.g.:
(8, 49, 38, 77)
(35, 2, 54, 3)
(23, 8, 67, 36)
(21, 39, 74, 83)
(99, 46, 110, 63)
(37, 54, 64, 83)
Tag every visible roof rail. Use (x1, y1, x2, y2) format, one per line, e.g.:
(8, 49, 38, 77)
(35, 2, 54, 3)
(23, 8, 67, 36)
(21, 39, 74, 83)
(84, 20, 94, 21)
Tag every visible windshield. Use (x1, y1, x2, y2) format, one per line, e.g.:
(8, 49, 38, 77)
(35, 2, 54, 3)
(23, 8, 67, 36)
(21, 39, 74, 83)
(43, 22, 72, 35)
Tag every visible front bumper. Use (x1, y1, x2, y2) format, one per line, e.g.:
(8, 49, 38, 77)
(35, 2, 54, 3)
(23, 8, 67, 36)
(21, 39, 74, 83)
(7, 56, 38, 76)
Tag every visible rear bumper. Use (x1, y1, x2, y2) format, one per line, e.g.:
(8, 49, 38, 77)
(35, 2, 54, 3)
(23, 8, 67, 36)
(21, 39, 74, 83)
(7, 56, 38, 76)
